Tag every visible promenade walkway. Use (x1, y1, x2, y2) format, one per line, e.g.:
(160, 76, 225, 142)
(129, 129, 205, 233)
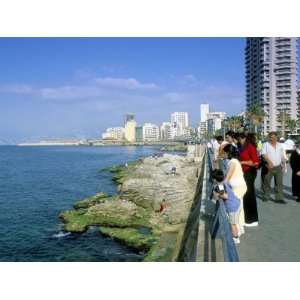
(238, 165, 300, 261)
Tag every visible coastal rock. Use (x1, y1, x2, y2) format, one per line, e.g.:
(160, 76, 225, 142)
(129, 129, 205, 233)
(99, 227, 158, 251)
(59, 197, 151, 233)
(59, 148, 204, 261)
(73, 192, 108, 209)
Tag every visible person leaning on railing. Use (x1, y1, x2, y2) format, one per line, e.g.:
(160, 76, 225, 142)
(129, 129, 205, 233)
(238, 133, 259, 227)
(223, 144, 247, 236)
(212, 169, 242, 244)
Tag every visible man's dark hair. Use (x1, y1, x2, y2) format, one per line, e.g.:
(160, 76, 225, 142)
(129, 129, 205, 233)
(211, 169, 224, 182)
(216, 135, 224, 142)
(268, 131, 277, 137)
(223, 143, 240, 159)
(233, 132, 240, 140)
(226, 130, 235, 138)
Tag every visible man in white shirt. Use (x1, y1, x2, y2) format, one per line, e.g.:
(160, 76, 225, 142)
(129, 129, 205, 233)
(213, 136, 227, 169)
(261, 132, 287, 203)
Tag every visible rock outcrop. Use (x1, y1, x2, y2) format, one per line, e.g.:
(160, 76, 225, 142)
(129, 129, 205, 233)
(59, 151, 203, 261)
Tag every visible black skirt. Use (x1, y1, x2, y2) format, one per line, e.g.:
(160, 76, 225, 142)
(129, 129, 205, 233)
(290, 151, 300, 197)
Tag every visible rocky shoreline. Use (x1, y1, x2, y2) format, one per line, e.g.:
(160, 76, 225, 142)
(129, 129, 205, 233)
(59, 152, 202, 261)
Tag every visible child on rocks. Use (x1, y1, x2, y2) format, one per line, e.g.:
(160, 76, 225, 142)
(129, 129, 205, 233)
(212, 169, 241, 244)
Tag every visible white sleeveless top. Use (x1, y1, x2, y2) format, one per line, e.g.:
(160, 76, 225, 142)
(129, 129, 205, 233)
(227, 158, 247, 189)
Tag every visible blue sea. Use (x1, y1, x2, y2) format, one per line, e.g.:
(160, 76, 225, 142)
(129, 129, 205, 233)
(0, 146, 159, 261)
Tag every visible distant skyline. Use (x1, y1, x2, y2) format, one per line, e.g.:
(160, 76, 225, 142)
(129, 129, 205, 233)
(0, 37, 297, 143)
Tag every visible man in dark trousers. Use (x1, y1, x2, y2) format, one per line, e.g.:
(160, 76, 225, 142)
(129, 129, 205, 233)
(261, 132, 287, 203)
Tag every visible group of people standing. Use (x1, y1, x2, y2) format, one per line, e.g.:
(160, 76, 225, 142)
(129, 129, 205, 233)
(210, 130, 300, 244)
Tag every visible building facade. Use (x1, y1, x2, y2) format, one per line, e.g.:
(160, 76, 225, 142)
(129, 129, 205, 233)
(102, 127, 125, 140)
(160, 122, 172, 140)
(124, 120, 137, 142)
(297, 89, 300, 120)
(245, 37, 298, 135)
(200, 103, 210, 122)
(124, 113, 135, 125)
(142, 123, 160, 142)
(135, 126, 143, 142)
(170, 112, 189, 137)
(206, 112, 226, 137)
(198, 121, 207, 138)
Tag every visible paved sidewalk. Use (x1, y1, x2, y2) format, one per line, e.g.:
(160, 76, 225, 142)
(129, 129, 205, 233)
(237, 165, 300, 261)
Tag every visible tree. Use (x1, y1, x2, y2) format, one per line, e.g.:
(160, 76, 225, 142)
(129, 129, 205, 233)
(286, 118, 297, 135)
(246, 104, 265, 134)
(222, 116, 243, 138)
(228, 116, 243, 131)
(277, 110, 291, 139)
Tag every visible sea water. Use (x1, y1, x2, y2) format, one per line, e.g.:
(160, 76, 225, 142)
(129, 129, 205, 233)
(0, 146, 158, 261)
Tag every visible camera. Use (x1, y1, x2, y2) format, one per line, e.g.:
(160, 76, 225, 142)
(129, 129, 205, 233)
(214, 183, 226, 195)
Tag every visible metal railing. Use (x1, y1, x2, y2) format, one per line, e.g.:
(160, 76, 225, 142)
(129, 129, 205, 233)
(207, 148, 239, 262)
(177, 145, 206, 261)
(177, 145, 239, 262)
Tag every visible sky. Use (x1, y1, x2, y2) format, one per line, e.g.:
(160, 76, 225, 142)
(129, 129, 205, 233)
(0, 37, 247, 143)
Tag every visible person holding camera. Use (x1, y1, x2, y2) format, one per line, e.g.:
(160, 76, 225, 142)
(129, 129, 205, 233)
(223, 143, 247, 236)
(212, 169, 241, 244)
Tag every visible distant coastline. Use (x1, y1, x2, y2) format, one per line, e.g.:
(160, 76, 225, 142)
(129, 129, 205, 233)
(17, 139, 186, 147)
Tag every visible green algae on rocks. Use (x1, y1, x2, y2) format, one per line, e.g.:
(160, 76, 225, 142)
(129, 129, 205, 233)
(59, 196, 151, 233)
(59, 151, 203, 261)
(73, 192, 108, 209)
(99, 227, 158, 251)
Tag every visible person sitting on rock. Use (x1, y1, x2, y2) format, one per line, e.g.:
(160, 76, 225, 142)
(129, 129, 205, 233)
(159, 199, 167, 214)
(171, 166, 176, 175)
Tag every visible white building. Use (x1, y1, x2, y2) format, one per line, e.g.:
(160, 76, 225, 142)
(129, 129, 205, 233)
(142, 123, 160, 142)
(246, 37, 298, 135)
(207, 112, 226, 136)
(160, 122, 172, 140)
(124, 120, 137, 142)
(198, 121, 207, 138)
(102, 127, 125, 140)
(200, 104, 210, 122)
(170, 112, 189, 137)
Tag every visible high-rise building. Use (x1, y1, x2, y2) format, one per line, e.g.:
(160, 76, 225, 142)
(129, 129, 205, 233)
(297, 89, 300, 120)
(102, 127, 125, 140)
(142, 123, 159, 142)
(135, 126, 143, 142)
(170, 112, 189, 137)
(198, 122, 207, 138)
(124, 120, 137, 142)
(206, 112, 226, 136)
(160, 122, 172, 140)
(124, 113, 135, 125)
(200, 104, 210, 122)
(245, 37, 298, 135)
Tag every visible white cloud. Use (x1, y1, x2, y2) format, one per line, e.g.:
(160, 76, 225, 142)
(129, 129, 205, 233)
(0, 84, 34, 95)
(40, 86, 105, 99)
(0, 76, 160, 100)
(163, 92, 187, 103)
(95, 77, 159, 90)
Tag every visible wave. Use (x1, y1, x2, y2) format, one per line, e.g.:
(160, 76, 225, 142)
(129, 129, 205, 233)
(52, 231, 71, 238)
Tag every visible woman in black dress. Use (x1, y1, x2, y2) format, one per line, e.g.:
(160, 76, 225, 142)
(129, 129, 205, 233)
(290, 143, 300, 202)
